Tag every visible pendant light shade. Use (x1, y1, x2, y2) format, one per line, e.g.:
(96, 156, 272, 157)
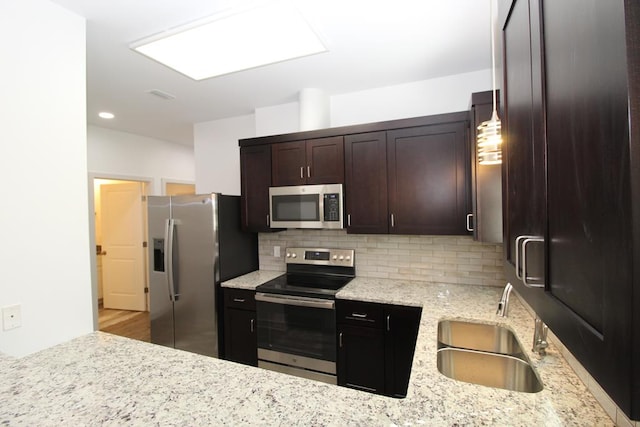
(478, 0, 502, 166)
(477, 110, 502, 165)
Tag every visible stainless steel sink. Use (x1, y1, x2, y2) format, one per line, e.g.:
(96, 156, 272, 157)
(438, 320, 524, 358)
(436, 320, 543, 393)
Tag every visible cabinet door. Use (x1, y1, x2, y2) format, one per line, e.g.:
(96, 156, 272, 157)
(272, 141, 306, 186)
(337, 324, 386, 395)
(224, 307, 257, 366)
(384, 305, 421, 398)
(501, 0, 546, 292)
(240, 145, 273, 232)
(539, 0, 633, 416)
(306, 136, 344, 184)
(344, 132, 388, 234)
(387, 122, 469, 235)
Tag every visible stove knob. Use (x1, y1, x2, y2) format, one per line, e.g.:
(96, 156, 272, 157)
(339, 255, 344, 261)
(346, 255, 351, 261)
(291, 253, 297, 258)
(332, 255, 338, 260)
(286, 253, 291, 258)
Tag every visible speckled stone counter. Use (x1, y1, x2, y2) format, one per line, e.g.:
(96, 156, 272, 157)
(1, 274, 613, 426)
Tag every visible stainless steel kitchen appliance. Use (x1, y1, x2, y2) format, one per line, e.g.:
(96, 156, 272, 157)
(148, 194, 258, 357)
(269, 184, 343, 229)
(255, 247, 355, 384)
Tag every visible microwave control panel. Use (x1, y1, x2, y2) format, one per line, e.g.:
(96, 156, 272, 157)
(323, 193, 341, 221)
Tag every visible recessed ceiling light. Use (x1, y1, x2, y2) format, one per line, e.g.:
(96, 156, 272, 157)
(98, 112, 115, 119)
(130, 3, 327, 81)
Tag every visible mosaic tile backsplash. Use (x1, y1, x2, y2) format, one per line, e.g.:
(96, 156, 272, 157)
(258, 230, 505, 287)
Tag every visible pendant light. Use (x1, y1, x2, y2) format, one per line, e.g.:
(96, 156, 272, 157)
(477, 0, 502, 165)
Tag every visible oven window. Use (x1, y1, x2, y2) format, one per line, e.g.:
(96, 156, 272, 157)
(257, 300, 336, 362)
(272, 194, 319, 221)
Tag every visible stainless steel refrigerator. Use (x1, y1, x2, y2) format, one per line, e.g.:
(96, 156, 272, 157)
(147, 194, 258, 357)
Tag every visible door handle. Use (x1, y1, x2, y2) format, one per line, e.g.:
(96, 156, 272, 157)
(466, 213, 474, 232)
(250, 318, 255, 333)
(521, 237, 545, 288)
(391, 213, 395, 227)
(515, 235, 537, 280)
(339, 332, 343, 348)
(165, 219, 178, 302)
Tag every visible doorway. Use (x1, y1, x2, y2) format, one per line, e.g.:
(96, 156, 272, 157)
(93, 178, 150, 341)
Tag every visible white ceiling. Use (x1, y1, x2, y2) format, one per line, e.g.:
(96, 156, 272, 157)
(51, 0, 492, 146)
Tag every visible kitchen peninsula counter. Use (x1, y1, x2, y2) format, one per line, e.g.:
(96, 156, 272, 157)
(0, 274, 612, 426)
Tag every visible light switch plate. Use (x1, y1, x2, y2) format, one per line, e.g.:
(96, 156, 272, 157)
(2, 304, 21, 331)
(274, 246, 281, 257)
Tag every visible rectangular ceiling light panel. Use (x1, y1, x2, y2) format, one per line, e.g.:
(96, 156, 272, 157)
(132, 4, 327, 80)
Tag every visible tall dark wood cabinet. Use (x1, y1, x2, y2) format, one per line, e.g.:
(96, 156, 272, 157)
(240, 145, 273, 232)
(387, 121, 469, 235)
(500, 0, 640, 419)
(271, 136, 344, 186)
(344, 132, 389, 234)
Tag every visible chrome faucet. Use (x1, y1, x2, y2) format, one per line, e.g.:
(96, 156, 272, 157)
(532, 317, 549, 356)
(496, 282, 513, 317)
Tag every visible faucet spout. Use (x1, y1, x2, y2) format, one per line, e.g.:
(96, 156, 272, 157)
(496, 282, 513, 317)
(532, 317, 549, 356)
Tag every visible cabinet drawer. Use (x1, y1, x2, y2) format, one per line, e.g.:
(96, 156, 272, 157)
(224, 288, 256, 310)
(337, 300, 385, 328)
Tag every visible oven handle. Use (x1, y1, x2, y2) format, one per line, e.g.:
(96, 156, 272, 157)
(255, 292, 335, 310)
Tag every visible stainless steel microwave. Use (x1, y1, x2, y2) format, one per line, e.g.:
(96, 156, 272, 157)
(269, 184, 344, 229)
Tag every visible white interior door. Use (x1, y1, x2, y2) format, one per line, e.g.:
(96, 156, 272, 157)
(101, 182, 146, 311)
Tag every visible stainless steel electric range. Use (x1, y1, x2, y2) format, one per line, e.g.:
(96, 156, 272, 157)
(255, 247, 355, 384)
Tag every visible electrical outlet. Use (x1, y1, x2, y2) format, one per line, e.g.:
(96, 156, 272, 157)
(274, 246, 281, 257)
(2, 305, 21, 331)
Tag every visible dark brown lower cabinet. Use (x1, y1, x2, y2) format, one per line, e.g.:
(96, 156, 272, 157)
(336, 300, 421, 398)
(223, 288, 257, 366)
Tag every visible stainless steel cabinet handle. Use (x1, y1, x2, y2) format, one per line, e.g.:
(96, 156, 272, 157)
(522, 237, 545, 288)
(347, 214, 351, 227)
(391, 214, 395, 227)
(386, 315, 391, 331)
(300, 167, 304, 179)
(233, 298, 245, 303)
(351, 313, 368, 318)
(339, 332, 343, 348)
(466, 213, 474, 232)
(307, 166, 311, 178)
(250, 318, 255, 333)
(515, 235, 537, 280)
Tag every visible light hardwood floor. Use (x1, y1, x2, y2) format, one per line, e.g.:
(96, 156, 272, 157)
(98, 306, 150, 342)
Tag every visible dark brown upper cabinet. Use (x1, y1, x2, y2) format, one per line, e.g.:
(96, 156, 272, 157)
(240, 145, 273, 232)
(344, 132, 389, 234)
(271, 136, 344, 186)
(344, 113, 470, 235)
(386, 121, 469, 235)
(500, 0, 640, 420)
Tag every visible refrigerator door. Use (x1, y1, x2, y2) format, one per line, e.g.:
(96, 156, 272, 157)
(148, 196, 174, 349)
(171, 194, 220, 357)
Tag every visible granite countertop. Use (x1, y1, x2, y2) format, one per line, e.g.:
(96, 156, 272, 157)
(0, 273, 612, 426)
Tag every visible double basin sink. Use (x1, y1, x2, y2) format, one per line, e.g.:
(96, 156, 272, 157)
(437, 320, 543, 393)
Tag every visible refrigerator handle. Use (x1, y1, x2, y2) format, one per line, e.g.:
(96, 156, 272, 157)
(165, 219, 178, 301)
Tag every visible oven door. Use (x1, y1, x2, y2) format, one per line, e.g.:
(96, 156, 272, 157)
(255, 292, 337, 378)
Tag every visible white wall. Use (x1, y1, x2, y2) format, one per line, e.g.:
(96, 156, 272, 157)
(331, 69, 491, 127)
(194, 114, 255, 195)
(194, 69, 491, 192)
(88, 125, 195, 195)
(0, 0, 91, 357)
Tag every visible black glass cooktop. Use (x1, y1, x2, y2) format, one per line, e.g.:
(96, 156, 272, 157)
(256, 273, 353, 299)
